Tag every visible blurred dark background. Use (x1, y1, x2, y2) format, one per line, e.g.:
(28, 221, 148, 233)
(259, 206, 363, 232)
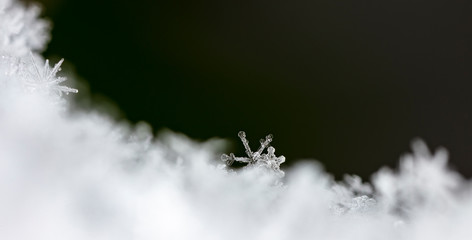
(31, 0, 472, 179)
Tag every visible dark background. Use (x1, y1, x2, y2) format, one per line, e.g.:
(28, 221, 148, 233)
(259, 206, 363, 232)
(31, 0, 472, 179)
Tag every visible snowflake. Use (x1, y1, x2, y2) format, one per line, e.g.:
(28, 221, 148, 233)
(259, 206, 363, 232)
(0, 0, 50, 56)
(221, 131, 285, 176)
(331, 195, 377, 216)
(23, 53, 78, 97)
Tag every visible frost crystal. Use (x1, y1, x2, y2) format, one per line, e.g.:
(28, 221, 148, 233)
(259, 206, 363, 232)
(5, 0, 472, 239)
(221, 131, 285, 176)
(22, 53, 78, 97)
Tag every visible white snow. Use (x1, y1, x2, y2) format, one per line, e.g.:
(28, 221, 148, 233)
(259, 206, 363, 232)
(1, 0, 471, 239)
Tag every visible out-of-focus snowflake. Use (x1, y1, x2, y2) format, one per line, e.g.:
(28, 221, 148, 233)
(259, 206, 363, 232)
(221, 131, 285, 176)
(373, 140, 462, 217)
(331, 175, 377, 215)
(22, 54, 78, 97)
(0, 0, 50, 56)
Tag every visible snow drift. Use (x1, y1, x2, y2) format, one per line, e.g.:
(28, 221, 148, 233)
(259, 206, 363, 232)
(1, 0, 471, 239)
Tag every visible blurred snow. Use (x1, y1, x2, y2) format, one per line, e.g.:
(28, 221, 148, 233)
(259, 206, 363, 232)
(1, 0, 472, 239)
(0, 0, 50, 56)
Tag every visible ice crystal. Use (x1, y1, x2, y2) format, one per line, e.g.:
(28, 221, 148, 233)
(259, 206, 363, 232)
(221, 131, 285, 176)
(0, 0, 73, 101)
(4, 0, 472, 239)
(22, 53, 78, 97)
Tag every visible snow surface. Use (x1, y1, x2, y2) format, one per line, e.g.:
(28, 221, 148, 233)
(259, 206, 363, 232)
(1, 0, 471, 239)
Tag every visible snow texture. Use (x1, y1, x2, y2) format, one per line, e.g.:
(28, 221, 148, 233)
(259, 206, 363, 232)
(1, 1, 472, 239)
(0, 0, 49, 57)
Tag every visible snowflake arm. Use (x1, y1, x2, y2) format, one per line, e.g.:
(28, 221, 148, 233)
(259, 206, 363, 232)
(238, 131, 254, 159)
(253, 134, 272, 160)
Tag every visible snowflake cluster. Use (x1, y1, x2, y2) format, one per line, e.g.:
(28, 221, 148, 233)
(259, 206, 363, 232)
(0, 53, 78, 100)
(0, 0, 50, 56)
(221, 131, 285, 176)
(0, 0, 76, 101)
(4, 0, 472, 239)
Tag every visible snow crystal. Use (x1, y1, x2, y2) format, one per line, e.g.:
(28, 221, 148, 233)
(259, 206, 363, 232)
(2, 0, 472, 240)
(221, 131, 285, 177)
(23, 53, 78, 97)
